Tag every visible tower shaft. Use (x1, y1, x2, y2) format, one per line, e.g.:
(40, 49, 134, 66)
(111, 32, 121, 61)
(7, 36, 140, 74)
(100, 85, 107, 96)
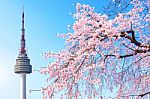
(20, 73, 26, 99)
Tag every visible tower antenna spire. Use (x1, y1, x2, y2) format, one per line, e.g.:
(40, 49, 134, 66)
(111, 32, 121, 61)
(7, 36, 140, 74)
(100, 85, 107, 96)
(20, 5, 26, 54)
(22, 5, 24, 12)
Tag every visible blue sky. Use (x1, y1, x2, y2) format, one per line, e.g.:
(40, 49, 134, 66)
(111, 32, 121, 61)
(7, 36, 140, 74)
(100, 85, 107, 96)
(0, 0, 109, 99)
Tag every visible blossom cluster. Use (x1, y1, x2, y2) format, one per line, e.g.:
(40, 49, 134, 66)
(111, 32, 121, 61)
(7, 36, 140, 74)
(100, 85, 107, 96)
(41, 0, 150, 98)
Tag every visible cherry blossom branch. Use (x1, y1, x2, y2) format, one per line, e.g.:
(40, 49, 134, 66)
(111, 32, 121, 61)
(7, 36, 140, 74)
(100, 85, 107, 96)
(122, 43, 136, 51)
(104, 0, 133, 17)
(92, 27, 149, 50)
(120, 30, 150, 48)
(75, 56, 86, 73)
(104, 49, 149, 59)
(122, 91, 150, 97)
(120, 54, 150, 74)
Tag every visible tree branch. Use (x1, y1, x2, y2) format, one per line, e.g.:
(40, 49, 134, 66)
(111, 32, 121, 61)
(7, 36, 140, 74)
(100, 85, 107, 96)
(122, 91, 150, 97)
(120, 30, 150, 49)
(105, 49, 149, 59)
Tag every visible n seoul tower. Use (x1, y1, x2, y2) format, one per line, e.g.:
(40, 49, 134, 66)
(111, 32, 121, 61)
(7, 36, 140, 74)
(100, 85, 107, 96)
(14, 7, 32, 99)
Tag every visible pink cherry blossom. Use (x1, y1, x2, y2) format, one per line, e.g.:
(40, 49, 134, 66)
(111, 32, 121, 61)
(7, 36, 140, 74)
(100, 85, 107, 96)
(41, 1, 150, 99)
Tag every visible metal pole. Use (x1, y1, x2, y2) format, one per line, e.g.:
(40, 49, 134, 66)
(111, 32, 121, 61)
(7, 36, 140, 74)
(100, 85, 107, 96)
(20, 73, 26, 99)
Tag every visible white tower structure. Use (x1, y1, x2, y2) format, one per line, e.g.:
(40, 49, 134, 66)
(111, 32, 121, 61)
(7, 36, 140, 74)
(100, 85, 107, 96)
(14, 9, 32, 99)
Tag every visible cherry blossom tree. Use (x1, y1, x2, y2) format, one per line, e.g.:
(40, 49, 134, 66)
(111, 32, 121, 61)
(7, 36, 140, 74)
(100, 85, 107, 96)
(41, 0, 150, 98)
